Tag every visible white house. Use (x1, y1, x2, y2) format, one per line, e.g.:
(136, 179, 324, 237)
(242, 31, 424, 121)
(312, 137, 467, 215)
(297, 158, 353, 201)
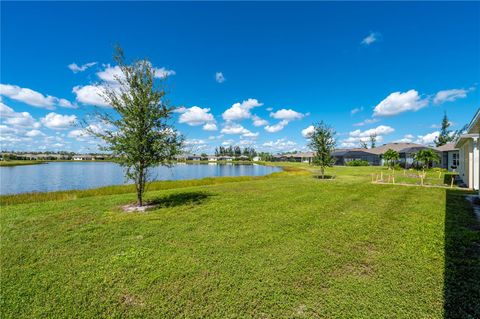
(435, 143, 459, 171)
(455, 108, 480, 191)
(73, 155, 94, 161)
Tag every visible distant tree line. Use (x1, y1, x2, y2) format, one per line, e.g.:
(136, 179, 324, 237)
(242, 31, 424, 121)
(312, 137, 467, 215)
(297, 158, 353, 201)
(214, 146, 257, 158)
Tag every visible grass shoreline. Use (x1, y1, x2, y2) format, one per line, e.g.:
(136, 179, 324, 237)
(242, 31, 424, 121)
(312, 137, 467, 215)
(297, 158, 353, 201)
(0, 163, 467, 206)
(0, 160, 46, 167)
(0, 165, 306, 206)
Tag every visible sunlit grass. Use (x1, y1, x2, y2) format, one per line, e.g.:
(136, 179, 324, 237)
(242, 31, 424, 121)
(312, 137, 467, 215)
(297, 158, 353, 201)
(1, 164, 478, 318)
(0, 160, 46, 167)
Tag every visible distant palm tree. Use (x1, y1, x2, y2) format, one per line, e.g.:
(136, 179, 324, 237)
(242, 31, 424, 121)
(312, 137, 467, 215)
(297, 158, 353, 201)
(414, 149, 440, 172)
(382, 149, 399, 170)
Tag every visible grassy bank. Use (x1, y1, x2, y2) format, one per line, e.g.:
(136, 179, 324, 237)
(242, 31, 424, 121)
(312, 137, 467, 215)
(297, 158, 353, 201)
(0, 160, 46, 167)
(1, 165, 479, 318)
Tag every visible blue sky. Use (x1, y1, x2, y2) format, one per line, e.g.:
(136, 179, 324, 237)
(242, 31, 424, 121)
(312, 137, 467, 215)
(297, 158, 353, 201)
(1, 2, 479, 154)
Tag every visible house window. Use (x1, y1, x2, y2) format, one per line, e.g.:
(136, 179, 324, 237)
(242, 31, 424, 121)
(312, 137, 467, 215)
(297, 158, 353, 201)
(452, 153, 459, 167)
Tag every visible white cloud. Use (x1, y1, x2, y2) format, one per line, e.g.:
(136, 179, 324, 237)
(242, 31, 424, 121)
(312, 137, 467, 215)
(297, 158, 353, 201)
(68, 62, 97, 73)
(221, 139, 234, 146)
(97, 64, 175, 83)
(252, 115, 268, 127)
(270, 109, 305, 121)
(0, 103, 40, 130)
(301, 125, 315, 137)
(68, 129, 86, 139)
(350, 107, 363, 115)
(0, 102, 16, 118)
(415, 131, 439, 145)
(394, 134, 415, 143)
(173, 106, 187, 113)
(262, 138, 297, 152)
(153, 67, 176, 79)
(265, 120, 288, 133)
(221, 123, 251, 135)
(222, 98, 263, 121)
(203, 123, 218, 131)
(220, 123, 258, 138)
(178, 106, 215, 126)
(215, 72, 225, 83)
(4, 112, 40, 129)
(353, 118, 380, 127)
(0, 84, 74, 110)
(73, 85, 110, 107)
(40, 112, 77, 130)
(361, 32, 380, 45)
(242, 131, 259, 138)
(341, 125, 394, 147)
(373, 90, 429, 117)
(433, 88, 470, 104)
(25, 129, 45, 137)
(185, 139, 207, 146)
(349, 125, 394, 138)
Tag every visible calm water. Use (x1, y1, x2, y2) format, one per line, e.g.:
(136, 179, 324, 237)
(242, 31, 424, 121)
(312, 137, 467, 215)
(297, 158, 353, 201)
(0, 162, 281, 195)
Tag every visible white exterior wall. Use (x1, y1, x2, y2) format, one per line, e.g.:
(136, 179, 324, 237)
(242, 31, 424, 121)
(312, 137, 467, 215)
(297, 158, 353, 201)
(458, 138, 480, 190)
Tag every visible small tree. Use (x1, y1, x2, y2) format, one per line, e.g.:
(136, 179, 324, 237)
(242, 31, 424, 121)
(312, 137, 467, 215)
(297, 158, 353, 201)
(89, 47, 183, 207)
(434, 112, 454, 147)
(369, 133, 377, 148)
(308, 121, 336, 179)
(360, 140, 368, 149)
(383, 149, 399, 169)
(414, 149, 440, 172)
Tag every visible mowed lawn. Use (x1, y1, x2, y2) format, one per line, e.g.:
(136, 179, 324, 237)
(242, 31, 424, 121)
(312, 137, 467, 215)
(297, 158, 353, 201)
(1, 166, 479, 318)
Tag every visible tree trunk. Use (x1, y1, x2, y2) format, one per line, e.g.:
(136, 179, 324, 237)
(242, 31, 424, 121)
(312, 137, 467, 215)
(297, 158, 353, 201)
(321, 167, 325, 179)
(137, 189, 143, 207)
(136, 166, 145, 207)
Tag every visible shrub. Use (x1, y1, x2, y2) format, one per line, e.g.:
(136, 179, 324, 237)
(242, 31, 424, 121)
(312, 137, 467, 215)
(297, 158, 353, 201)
(346, 160, 369, 166)
(444, 172, 459, 185)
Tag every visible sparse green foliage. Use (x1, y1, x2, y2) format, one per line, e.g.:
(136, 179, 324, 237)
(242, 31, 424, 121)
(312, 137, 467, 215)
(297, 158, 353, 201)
(360, 140, 368, 149)
(346, 159, 369, 166)
(88, 46, 183, 206)
(383, 149, 400, 169)
(434, 112, 454, 147)
(415, 149, 440, 171)
(369, 133, 377, 148)
(308, 121, 336, 178)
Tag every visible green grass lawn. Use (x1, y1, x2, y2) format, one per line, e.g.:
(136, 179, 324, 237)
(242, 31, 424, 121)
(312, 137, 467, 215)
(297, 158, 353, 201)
(0, 160, 46, 167)
(1, 165, 479, 318)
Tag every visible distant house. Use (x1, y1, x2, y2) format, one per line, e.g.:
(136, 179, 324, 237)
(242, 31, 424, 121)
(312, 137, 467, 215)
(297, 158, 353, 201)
(274, 152, 314, 163)
(217, 156, 233, 161)
(252, 156, 261, 162)
(187, 154, 202, 161)
(455, 109, 480, 190)
(332, 148, 380, 166)
(73, 155, 93, 161)
(332, 143, 440, 167)
(435, 143, 459, 171)
(207, 155, 217, 162)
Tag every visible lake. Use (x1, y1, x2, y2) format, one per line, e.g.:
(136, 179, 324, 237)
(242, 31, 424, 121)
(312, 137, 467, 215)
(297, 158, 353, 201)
(0, 162, 281, 195)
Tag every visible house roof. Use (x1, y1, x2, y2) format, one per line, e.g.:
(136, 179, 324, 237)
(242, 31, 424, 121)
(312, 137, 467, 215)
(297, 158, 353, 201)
(466, 108, 480, 134)
(435, 143, 458, 152)
(366, 143, 429, 155)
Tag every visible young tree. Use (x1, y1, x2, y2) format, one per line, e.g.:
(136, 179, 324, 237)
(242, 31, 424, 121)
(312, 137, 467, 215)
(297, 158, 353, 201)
(414, 149, 440, 172)
(88, 47, 183, 207)
(360, 140, 368, 149)
(369, 133, 377, 148)
(434, 112, 454, 147)
(307, 121, 336, 179)
(382, 149, 399, 169)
